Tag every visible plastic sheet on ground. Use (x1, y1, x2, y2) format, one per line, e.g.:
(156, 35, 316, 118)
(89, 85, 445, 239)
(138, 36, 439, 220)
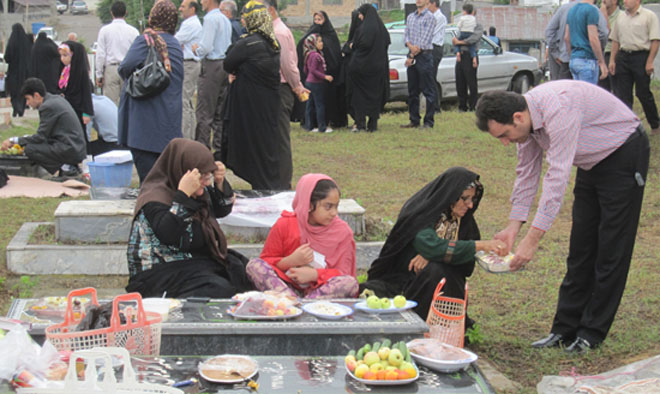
(218, 191, 294, 228)
(537, 354, 660, 393)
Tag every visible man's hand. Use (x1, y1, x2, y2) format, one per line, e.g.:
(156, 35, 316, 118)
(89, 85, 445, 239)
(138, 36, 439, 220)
(646, 60, 654, 76)
(408, 254, 429, 274)
(82, 116, 91, 125)
(452, 37, 463, 46)
(191, 43, 199, 54)
(1, 139, 12, 151)
(555, 56, 562, 65)
(228, 74, 236, 83)
(213, 161, 226, 187)
(292, 86, 310, 96)
(287, 266, 318, 284)
(405, 58, 414, 67)
(609, 61, 616, 76)
(178, 168, 202, 197)
(599, 62, 609, 80)
(96, 77, 103, 88)
(476, 239, 508, 256)
(510, 227, 544, 271)
(494, 220, 523, 254)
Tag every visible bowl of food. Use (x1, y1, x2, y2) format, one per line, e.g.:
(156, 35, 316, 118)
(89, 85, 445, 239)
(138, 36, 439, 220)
(406, 338, 478, 373)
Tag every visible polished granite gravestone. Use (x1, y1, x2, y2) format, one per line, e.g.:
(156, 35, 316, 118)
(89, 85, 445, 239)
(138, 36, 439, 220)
(8, 298, 429, 356)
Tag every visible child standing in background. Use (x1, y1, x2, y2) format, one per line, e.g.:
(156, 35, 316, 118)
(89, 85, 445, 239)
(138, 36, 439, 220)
(303, 34, 334, 133)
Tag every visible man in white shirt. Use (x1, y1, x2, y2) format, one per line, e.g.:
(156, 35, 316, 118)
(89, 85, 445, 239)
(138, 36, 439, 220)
(175, 0, 203, 140)
(95, 1, 139, 105)
(428, 0, 446, 111)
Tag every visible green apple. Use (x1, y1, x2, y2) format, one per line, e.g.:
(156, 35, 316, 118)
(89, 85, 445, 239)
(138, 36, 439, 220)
(400, 361, 415, 371)
(364, 351, 380, 366)
(388, 348, 403, 367)
(393, 295, 407, 308)
(377, 346, 390, 360)
(380, 297, 391, 309)
(366, 295, 381, 309)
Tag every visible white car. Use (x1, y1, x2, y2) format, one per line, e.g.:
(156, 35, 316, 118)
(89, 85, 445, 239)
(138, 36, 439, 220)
(388, 26, 543, 102)
(37, 27, 58, 41)
(56, 1, 67, 14)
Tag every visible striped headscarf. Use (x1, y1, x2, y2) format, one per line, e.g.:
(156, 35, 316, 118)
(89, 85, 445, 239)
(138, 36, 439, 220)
(241, 0, 279, 51)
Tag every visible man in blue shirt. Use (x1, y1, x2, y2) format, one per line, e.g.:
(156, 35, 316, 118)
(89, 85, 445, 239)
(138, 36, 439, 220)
(401, 0, 436, 129)
(192, 0, 232, 160)
(86, 93, 120, 157)
(565, 0, 608, 84)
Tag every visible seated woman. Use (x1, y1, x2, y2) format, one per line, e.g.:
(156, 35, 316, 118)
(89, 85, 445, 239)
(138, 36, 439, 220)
(246, 174, 358, 299)
(360, 167, 505, 322)
(126, 138, 253, 298)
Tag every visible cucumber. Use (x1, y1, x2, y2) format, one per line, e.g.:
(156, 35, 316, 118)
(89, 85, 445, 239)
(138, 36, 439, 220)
(398, 342, 410, 363)
(348, 349, 356, 357)
(391, 341, 401, 353)
(356, 347, 365, 360)
(371, 341, 381, 353)
(363, 343, 371, 353)
(381, 339, 391, 349)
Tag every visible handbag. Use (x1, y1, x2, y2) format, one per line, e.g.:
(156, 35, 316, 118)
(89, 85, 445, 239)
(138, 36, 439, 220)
(124, 34, 170, 99)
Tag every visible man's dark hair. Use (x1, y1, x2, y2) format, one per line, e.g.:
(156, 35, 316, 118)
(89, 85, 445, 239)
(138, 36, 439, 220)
(111, 1, 127, 18)
(429, 0, 440, 6)
(462, 3, 473, 14)
(262, 0, 277, 9)
(489, 26, 496, 36)
(21, 78, 47, 97)
(190, 1, 200, 13)
(475, 91, 528, 132)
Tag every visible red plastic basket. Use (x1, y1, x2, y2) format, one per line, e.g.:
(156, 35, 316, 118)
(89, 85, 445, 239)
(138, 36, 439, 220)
(425, 278, 468, 348)
(45, 288, 162, 356)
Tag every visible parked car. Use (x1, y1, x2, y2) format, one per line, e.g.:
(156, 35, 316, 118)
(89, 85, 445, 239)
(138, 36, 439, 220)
(387, 26, 543, 102)
(56, 1, 68, 14)
(70, 0, 88, 15)
(37, 26, 58, 41)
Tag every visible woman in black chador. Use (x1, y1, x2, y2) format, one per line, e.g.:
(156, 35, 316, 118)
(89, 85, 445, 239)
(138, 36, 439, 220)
(360, 167, 506, 323)
(4, 24, 32, 117)
(30, 32, 62, 94)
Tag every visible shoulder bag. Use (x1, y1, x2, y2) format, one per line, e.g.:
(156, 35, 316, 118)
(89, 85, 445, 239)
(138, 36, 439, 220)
(125, 34, 170, 99)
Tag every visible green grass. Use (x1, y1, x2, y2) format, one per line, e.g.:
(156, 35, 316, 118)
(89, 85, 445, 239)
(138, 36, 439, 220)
(1, 90, 660, 392)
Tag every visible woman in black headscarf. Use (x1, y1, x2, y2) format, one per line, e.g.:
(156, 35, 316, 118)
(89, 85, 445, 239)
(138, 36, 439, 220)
(126, 138, 252, 298)
(348, 4, 390, 132)
(221, 0, 282, 190)
(4, 24, 31, 117)
(295, 11, 346, 128)
(342, 9, 361, 127)
(30, 32, 62, 94)
(58, 41, 94, 140)
(360, 167, 506, 321)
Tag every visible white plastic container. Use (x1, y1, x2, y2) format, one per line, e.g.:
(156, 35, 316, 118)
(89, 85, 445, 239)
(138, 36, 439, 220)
(141, 298, 171, 322)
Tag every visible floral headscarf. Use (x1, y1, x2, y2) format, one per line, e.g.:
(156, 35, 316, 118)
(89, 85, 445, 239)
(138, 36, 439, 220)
(241, 0, 279, 51)
(302, 33, 324, 68)
(145, 0, 178, 72)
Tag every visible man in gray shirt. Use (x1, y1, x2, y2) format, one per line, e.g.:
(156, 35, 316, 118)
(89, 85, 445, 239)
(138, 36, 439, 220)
(1, 78, 86, 176)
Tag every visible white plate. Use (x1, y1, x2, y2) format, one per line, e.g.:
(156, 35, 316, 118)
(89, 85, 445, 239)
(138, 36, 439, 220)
(354, 300, 418, 314)
(406, 340, 478, 373)
(226, 306, 303, 320)
(475, 251, 513, 274)
(302, 302, 353, 320)
(345, 362, 419, 385)
(198, 355, 258, 384)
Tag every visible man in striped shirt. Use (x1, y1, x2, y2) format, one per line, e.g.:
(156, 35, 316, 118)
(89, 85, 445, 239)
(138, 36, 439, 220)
(475, 80, 649, 353)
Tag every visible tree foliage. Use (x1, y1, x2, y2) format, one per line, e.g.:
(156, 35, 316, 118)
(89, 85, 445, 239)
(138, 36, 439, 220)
(97, 0, 184, 31)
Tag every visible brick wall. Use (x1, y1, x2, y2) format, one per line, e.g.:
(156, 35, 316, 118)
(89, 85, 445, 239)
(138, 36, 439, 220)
(477, 6, 553, 41)
(281, 0, 365, 23)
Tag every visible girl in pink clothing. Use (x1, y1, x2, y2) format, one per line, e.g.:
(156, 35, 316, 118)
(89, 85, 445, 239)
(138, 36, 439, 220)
(303, 34, 334, 133)
(246, 173, 358, 299)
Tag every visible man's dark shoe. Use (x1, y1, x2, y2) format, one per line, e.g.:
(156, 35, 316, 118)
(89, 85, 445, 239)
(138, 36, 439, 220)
(565, 337, 596, 354)
(400, 123, 420, 129)
(531, 333, 568, 349)
(58, 165, 82, 178)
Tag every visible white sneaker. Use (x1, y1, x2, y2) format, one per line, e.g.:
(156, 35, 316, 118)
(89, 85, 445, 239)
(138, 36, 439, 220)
(324, 128, 333, 133)
(311, 128, 319, 133)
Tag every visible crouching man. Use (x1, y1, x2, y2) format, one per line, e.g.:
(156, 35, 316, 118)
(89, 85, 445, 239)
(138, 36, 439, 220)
(1, 78, 86, 176)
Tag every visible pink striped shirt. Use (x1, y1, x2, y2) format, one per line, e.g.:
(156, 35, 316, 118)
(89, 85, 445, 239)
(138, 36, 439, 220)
(511, 80, 640, 231)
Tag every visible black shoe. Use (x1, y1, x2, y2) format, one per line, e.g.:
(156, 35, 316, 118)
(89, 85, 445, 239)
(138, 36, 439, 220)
(400, 123, 420, 129)
(58, 165, 82, 178)
(531, 333, 569, 349)
(565, 337, 596, 354)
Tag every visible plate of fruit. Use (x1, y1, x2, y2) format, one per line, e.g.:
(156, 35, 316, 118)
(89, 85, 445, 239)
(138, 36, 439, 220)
(226, 295, 302, 320)
(345, 339, 419, 385)
(354, 295, 417, 314)
(302, 301, 353, 320)
(0, 144, 25, 156)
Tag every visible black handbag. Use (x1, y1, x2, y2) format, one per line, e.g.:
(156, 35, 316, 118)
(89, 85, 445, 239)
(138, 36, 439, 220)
(125, 34, 170, 99)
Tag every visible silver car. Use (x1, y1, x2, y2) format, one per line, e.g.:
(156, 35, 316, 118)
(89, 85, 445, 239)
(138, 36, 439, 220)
(71, 0, 89, 14)
(388, 26, 543, 102)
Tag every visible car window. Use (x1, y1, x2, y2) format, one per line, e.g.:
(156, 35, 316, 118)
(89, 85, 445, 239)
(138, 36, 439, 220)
(478, 37, 494, 56)
(443, 31, 455, 57)
(387, 31, 408, 56)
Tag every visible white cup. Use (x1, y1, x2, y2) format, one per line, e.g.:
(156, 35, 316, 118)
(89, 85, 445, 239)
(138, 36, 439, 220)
(142, 298, 171, 322)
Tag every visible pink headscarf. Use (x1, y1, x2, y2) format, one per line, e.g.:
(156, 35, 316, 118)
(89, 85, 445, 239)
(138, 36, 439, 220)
(292, 173, 356, 276)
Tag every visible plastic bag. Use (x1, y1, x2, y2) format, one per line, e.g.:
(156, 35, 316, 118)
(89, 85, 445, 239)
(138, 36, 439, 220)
(230, 293, 300, 317)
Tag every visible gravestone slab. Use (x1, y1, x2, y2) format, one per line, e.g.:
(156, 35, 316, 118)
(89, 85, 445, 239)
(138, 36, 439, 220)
(55, 200, 134, 243)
